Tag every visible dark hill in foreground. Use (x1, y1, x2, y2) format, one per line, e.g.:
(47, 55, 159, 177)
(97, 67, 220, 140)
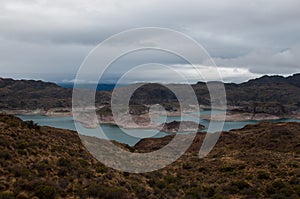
(0, 114, 299, 198)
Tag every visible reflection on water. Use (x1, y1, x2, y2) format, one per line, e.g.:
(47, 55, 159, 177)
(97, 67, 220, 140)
(17, 111, 299, 146)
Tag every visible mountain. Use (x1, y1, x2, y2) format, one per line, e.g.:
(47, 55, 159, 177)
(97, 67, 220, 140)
(243, 73, 300, 87)
(0, 78, 72, 110)
(0, 78, 111, 111)
(0, 114, 299, 198)
(0, 74, 299, 117)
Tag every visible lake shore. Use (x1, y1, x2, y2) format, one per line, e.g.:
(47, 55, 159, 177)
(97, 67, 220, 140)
(3, 108, 300, 127)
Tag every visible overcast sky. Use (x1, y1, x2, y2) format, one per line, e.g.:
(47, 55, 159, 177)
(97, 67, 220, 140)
(0, 0, 299, 83)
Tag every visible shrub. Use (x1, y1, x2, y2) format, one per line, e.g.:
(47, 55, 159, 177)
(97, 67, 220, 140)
(17, 149, 27, 156)
(0, 192, 14, 199)
(230, 181, 250, 190)
(95, 163, 108, 173)
(203, 186, 215, 197)
(257, 171, 270, 180)
(184, 188, 201, 199)
(11, 166, 29, 178)
(58, 168, 68, 177)
(0, 151, 11, 160)
(183, 163, 193, 170)
(198, 167, 206, 172)
(16, 141, 28, 149)
(35, 184, 57, 199)
(57, 158, 71, 167)
(77, 158, 89, 167)
(24, 121, 40, 130)
(219, 166, 234, 172)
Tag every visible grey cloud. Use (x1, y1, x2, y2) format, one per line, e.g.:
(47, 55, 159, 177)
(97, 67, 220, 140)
(214, 45, 300, 74)
(0, 0, 299, 82)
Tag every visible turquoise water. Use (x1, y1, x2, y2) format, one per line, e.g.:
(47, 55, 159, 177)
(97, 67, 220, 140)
(17, 112, 299, 146)
(16, 115, 167, 146)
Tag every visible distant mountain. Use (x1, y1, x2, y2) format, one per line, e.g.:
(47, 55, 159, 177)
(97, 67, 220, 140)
(0, 74, 299, 116)
(125, 73, 300, 116)
(0, 78, 72, 110)
(0, 78, 111, 110)
(0, 114, 299, 198)
(225, 73, 300, 115)
(287, 73, 300, 87)
(242, 73, 300, 87)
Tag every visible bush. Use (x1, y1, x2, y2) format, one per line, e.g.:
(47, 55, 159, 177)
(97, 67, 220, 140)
(58, 168, 68, 177)
(95, 163, 108, 173)
(35, 184, 57, 199)
(24, 121, 40, 130)
(16, 141, 28, 149)
(17, 149, 27, 156)
(183, 163, 193, 170)
(257, 171, 270, 180)
(0, 192, 14, 199)
(11, 166, 29, 178)
(219, 166, 234, 172)
(77, 158, 89, 167)
(184, 188, 201, 199)
(0, 151, 11, 160)
(230, 181, 250, 190)
(57, 158, 71, 167)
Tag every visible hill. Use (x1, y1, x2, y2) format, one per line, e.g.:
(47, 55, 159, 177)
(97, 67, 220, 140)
(0, 114, 299, 198)
(0, 78, 111, 111)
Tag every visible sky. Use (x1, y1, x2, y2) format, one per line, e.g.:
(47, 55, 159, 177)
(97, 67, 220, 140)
(0, 0, 299, 83)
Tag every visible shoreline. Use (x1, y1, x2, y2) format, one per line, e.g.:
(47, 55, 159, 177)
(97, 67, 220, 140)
(2, 108, 300, 126)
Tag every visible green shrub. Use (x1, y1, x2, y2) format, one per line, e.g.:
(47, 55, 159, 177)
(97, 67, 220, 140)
(16, 141, 28, 149)
(184, 188, 201, 199)
(95, 163, 108, 173)
(198, 167, 206, 172)
(257, 170, 270, 180)
(219, 166, 234, 172)
(0, 192, 14, 199)
(24, 121, 40, 130)
(35, 184, 57, 199)
(77, 158, 89, 167)
(57, 158, 71, 167)
(11, 166, 29, 178)
(58, 168, 68, 177)
(0, 151, 11, 160)
(203, 186, 215, 197)
(183, 163, 193, 170)
(17, 149, 27, 156)
(230, 181, 250, 190)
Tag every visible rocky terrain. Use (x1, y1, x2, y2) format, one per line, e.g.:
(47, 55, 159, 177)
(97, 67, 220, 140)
(0, 114, 300, 198)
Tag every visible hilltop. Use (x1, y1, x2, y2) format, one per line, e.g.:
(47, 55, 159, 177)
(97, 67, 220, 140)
(0, 78, 111, 113)
(0, 114, 299, 198)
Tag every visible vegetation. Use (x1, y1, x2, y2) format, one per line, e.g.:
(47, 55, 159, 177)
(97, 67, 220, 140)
(0, 114, 299, 198)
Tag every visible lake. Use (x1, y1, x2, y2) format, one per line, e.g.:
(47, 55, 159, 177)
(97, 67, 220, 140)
(17, 112, 299, 146)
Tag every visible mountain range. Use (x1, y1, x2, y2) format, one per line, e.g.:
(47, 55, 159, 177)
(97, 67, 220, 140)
(0, 73, 299, 117)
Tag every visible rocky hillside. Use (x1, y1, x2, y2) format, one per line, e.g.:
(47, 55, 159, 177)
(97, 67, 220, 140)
(0, 114, 299, 198)
(124, 73, 300, 116)
(0, 78, 72, 110)
(225, 74, 300, 115)
(0, 78, 111, 111)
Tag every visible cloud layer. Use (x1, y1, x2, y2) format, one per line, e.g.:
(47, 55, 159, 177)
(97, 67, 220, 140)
(0, 0, 299, 82)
